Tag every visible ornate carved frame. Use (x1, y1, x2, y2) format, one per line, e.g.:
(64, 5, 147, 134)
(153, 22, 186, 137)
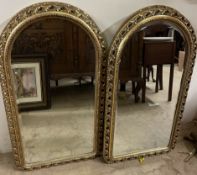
(0, 2, 107, 170)
(103, 5, 197, 162)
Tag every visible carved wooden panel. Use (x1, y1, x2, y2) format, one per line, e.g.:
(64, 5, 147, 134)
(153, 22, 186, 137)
(12, 18, 95, 80)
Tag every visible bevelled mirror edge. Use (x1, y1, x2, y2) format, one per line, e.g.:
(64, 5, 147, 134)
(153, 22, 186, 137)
(0, 2, 108, 170)
(103, 5, 197, 163)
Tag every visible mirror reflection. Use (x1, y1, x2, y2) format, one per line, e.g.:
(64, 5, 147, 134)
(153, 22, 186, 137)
(113, 22, 185, 156)
(11, 18, 96, 164)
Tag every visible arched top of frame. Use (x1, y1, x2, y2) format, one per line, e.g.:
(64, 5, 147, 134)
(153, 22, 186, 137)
(0, 1, 107, 59)
(108, 5, 196, 66)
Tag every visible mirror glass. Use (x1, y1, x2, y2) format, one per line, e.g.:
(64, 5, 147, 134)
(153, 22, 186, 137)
(113, 22, 186, 156)
(11, 17, 96, 164)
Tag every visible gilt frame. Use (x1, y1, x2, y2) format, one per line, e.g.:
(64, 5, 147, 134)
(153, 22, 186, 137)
(0, 2, 107, 170)
(103, 5, 197, 162)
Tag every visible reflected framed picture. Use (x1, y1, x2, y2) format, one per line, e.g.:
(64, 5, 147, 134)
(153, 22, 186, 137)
(11, 55, 50, 111)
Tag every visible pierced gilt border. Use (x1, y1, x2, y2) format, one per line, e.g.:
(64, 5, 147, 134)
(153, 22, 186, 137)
(103, 5, 197, 163)
(0, 2, 107, 170)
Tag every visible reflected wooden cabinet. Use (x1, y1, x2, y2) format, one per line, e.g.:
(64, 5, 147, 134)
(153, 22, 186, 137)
(119, 32, 143, 82)
(119, 32, 143, 102)
(12, 19, 95, 82)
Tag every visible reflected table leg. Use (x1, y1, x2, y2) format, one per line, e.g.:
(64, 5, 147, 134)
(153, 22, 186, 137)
(142, 66, 146, 103)
(168, 63, 174, 101)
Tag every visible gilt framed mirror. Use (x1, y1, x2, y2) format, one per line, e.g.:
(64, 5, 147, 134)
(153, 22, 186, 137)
(0, 2, 107, 169)
(103, 5, 197, 162)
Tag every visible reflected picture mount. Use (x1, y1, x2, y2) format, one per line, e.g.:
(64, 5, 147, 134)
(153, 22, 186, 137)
(11, 54, 51, 111)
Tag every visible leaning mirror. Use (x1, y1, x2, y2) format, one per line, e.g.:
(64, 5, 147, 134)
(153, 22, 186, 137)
(0, 2, 107, 169)
(103, 5, 197, 162)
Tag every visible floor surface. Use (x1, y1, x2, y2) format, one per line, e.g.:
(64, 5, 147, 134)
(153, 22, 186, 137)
(0, 122, 197, 175)
(20, 83, 95, 164)
(114, 66, 182, 156)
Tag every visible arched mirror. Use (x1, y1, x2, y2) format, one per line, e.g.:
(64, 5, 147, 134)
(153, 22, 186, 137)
(0, 2, 107, 169)
(103, 5, 197, 162)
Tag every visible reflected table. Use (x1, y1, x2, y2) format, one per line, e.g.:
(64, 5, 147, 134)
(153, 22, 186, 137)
(142, 39, 176, 102)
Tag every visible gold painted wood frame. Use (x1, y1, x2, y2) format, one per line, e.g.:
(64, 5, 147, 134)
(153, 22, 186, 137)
(103, 5, 197, 162)
(0, 2, 107, 170)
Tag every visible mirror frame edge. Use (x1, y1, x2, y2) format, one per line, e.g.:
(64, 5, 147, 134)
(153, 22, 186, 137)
(0, 2, 108, 170)
(103, 5, 197, 163)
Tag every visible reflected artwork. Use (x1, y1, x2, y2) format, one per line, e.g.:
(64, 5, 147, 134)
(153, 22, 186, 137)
(12, 63, 41, 104)
(12, 67, 38, 99)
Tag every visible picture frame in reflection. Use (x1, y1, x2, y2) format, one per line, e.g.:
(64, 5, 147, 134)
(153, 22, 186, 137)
(11, 55, 50, 111)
